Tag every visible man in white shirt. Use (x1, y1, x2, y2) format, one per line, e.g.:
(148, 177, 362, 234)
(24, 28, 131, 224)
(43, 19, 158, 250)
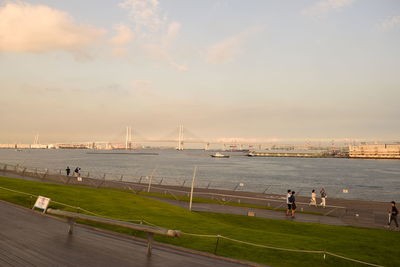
(286, 189, 292, 216)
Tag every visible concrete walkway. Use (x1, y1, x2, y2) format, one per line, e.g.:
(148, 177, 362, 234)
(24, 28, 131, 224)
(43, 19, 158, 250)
(148, 197, 348, 226)
(0, 201, 260, 267)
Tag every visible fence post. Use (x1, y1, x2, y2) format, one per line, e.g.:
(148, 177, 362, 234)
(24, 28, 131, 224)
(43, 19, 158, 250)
(147, 232, 154, 257)
(214, 235, 220, 255)
(68, 217, 76, 234)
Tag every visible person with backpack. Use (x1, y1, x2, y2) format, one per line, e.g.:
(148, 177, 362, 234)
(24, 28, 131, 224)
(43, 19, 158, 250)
(388, 201, 399, 230)
(290, 191, 296, 218)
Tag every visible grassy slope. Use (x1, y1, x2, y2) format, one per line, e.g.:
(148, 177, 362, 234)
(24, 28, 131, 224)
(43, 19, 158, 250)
(0, 176, 398, 267)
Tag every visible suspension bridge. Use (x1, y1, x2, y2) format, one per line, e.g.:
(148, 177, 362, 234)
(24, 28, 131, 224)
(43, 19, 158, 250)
(86, 125, 261, 151)
(0, 126, 342, 151)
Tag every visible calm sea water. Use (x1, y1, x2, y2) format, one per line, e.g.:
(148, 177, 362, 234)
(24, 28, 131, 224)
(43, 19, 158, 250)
(0, 149, 399, 202)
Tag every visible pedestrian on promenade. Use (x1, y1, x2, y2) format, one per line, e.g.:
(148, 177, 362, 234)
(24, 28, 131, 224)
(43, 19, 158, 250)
(66, 166, 70, 176)
(309, 189, 317, 207)
(387, 201, 399, 230)
(290, 191, 297, 218)
(74, 167, 80, 177)
(320, 188, 327, 208)
(286, 189, 292, 216)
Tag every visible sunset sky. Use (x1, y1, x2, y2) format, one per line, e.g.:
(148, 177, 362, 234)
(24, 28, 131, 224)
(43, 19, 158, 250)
(1, 0, 399, 143)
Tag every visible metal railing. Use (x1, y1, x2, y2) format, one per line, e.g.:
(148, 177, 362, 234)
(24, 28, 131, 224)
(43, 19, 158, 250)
(0, 162, 369, 200)
(46, 208, 180, 256)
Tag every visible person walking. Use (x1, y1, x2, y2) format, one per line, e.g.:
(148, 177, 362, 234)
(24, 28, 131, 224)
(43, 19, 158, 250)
(309, 189, 317, 207)
(290, 191, 297, 218)
(74, 167, 82, 181)
(286, 189, 292, 216)
(387, 201, 399, 230)
(74, 167, 78, 176)
(320, 188, 327, 208)
(65, 166, 71, 176)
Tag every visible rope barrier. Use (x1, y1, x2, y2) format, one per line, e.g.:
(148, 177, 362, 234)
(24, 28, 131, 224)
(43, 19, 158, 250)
(0, 185, 143, 224)
(0, 184, 385, 267)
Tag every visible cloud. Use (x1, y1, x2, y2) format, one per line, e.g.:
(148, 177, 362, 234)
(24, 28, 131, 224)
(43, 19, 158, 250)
(119, 0, 163, 33)
(163, 22, 181, 46)
(0, 2, 105, 55)
(144, 21, 187, 71)
(109, 24, 134, 55)
(206, 31, 248, 64)
(110, 24, 135, 46)
(302, 0, 354, 18)
(380, 16, 400, 31)
(118, 1, 186, 70)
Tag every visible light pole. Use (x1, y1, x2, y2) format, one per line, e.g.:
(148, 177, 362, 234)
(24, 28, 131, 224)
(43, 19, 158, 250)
(189, 166, 197, 211)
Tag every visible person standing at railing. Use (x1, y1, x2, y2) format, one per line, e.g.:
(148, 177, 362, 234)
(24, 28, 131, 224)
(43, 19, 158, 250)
(320, 188, 327, 208)
(66, 166, 71, 176)
(309, 189, 317, 207)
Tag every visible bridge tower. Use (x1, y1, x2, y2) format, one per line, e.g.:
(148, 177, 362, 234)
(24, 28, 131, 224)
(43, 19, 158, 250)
(204, 142, 210, 151)
(125, 126, 133, 150)
(177, 125, 184, 150)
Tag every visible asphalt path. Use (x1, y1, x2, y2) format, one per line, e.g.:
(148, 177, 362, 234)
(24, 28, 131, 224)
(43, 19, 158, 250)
(0, 201, 260, 267)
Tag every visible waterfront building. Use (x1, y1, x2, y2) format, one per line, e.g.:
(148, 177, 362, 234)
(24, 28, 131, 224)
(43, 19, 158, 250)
(349, 144, 400, 159)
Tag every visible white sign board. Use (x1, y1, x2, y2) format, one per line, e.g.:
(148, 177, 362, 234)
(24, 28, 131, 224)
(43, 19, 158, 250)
(33, 196, 51, 212)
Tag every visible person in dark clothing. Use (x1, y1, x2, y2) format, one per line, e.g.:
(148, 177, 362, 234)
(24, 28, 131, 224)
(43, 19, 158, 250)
(66, 166, 71, 176)
(290, 191, 296, 218)
(388, 201, 399, 229)
(74, 167, 80, 177)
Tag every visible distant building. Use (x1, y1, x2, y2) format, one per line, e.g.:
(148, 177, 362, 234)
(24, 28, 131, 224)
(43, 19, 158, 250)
(349, 144, 400, 159)
(57, 143, 90, 149)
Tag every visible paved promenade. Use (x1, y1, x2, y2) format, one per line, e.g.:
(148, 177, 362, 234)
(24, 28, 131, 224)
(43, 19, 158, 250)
(0, 201, 258, 267)
(148, 197, 348, 226)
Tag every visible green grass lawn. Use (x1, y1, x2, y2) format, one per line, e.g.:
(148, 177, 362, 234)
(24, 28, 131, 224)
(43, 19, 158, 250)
(0, 176, 398, 267)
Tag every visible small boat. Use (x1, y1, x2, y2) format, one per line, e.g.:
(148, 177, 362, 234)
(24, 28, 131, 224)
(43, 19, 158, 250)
(211, 152, 230, 158)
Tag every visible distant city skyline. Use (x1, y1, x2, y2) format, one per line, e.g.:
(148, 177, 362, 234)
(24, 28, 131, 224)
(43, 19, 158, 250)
(1, 0, 400, 143)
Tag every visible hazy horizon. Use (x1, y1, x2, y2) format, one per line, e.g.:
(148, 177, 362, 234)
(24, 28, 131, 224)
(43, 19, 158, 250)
(1, 0, 400, 143)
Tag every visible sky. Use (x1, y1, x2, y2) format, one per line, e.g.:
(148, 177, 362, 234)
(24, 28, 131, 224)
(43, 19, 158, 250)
(0, 0, 399, 144)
